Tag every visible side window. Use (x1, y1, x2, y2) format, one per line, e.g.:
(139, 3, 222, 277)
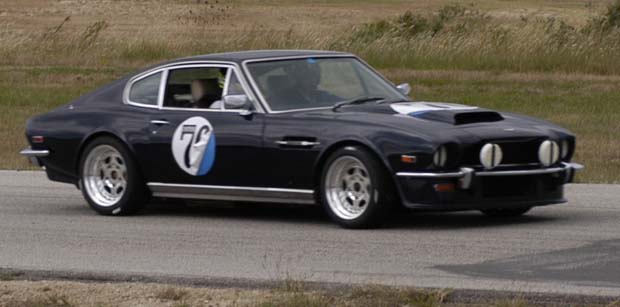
(128, 72, 162, 106)
(163, 67, 227, 109)
(225, 72, 247, 96)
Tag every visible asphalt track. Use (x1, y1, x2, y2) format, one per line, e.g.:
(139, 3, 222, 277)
(1, 171, 620, 297)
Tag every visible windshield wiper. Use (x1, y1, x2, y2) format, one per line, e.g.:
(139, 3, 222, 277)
(376, 98, 411, 104)
(332, 96, 385, 111)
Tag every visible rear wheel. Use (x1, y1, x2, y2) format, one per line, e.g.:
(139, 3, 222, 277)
(480, 207, 531, 217)
(320, 146, 395, 229)
(79, 136, 149, 215)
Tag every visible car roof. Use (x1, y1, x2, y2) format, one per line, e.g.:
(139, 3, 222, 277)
(170, 50, 353, 64)
(128, 50, 356, 80)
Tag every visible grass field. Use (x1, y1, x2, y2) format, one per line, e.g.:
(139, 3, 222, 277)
(1, 279, 619, 307)
(1, 0, 619, 183)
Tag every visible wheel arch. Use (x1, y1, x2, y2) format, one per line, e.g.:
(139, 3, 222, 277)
(75, 130, 138, 175)
(313, 139, 401, 203)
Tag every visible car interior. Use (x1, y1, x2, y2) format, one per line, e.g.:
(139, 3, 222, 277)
(163, 67, 227, 109)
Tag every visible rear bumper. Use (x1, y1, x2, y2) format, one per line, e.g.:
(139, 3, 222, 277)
(20, 147, 49, 167)
(395, 162, 583, 210)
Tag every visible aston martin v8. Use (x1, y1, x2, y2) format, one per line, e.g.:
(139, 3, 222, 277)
(21, 50, 583, 228)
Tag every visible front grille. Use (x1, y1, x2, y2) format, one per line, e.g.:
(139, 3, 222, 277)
(460, 137, 544, 166)
(481, 176, 537, 198)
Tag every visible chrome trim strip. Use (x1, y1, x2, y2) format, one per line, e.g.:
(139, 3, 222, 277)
(123, 61, 265, 113)
(275, 140, 320, 147)
(396, 162, 583, 178)
(20, 147, 48, 167)
(465, 163, 541, 169)
(476, 167, 566, 177)
(20, 148, 49, 157)
(396, 171, 465, 178)
(156, 69, 169, 109)
(147, 183, 316, 205)
(563, 162, 584, 171)
(149, 119, 170, 125)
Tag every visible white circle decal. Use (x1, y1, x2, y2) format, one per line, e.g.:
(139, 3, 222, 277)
(172, 117, 216, 176)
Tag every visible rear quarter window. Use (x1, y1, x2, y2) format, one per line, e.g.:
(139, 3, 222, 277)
(128, 72, 162, 106)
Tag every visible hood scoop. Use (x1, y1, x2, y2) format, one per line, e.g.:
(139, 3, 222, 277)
(391, 102, 504, 125)
(418, 110, 504, 125)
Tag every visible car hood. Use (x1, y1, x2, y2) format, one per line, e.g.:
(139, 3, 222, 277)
(305, 101, 573, 144)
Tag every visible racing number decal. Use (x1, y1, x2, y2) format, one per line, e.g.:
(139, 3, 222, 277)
(172, 117, 216, 176)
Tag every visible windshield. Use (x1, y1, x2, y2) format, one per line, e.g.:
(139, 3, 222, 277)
(246, 57, 407, 111)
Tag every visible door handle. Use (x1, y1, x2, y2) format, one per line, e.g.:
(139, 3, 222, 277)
(150, 119, 170, 126)
(275, 140, 320, 147)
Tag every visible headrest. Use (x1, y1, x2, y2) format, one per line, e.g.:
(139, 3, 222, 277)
(191, 78, 221, 102)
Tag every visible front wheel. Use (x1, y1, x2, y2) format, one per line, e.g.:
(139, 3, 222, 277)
(79, 136, 149, 215)
(320, 146, 395, 229)
(480, 207, 531, 217)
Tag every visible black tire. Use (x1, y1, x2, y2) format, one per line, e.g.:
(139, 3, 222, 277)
(320, 146, 396, 229)
(480, 207, 532, 217)
(78, 136, 149, 215)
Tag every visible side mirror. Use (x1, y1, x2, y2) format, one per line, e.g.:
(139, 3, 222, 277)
(396, 83, 411, 96)
(223, 94, 252, 114)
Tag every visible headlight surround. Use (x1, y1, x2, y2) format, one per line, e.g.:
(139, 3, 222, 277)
(433, 145, 448, 168)
(560, 139, 570, 160)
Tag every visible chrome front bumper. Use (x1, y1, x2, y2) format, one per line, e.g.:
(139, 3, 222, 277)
(20, 147, 49, 167)
(396, 162, 583, 189)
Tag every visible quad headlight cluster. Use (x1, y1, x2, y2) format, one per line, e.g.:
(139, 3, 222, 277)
(433, 139, 570, 170)
(539, 139, 571, 166)
(477, 139, 569, 170)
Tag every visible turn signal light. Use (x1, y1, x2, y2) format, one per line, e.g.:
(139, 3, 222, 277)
(433, 183, 455, 192)
(401, 155, 417, 164)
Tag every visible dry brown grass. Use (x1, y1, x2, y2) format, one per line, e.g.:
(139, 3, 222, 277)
(1, 280, 615, 307)
(155, 286, 189, 302)
(0, 0, 617, 70)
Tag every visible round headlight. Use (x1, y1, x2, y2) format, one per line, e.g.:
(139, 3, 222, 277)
(538, 140, 560, 167)
(479, 143, 503, 169)
(433, 146, 448, 167)
(560, 140, 570, 159)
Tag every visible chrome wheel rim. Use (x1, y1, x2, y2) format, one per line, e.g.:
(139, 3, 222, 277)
(325, 156, 372, 220)
(83, 145, 127, 207)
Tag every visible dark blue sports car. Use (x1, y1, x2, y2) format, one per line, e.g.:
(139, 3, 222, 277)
(21, 50, 583, 228)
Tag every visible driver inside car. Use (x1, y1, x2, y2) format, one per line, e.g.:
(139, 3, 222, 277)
(190, 78, 222, 109)
(282, 60, 342, 107)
